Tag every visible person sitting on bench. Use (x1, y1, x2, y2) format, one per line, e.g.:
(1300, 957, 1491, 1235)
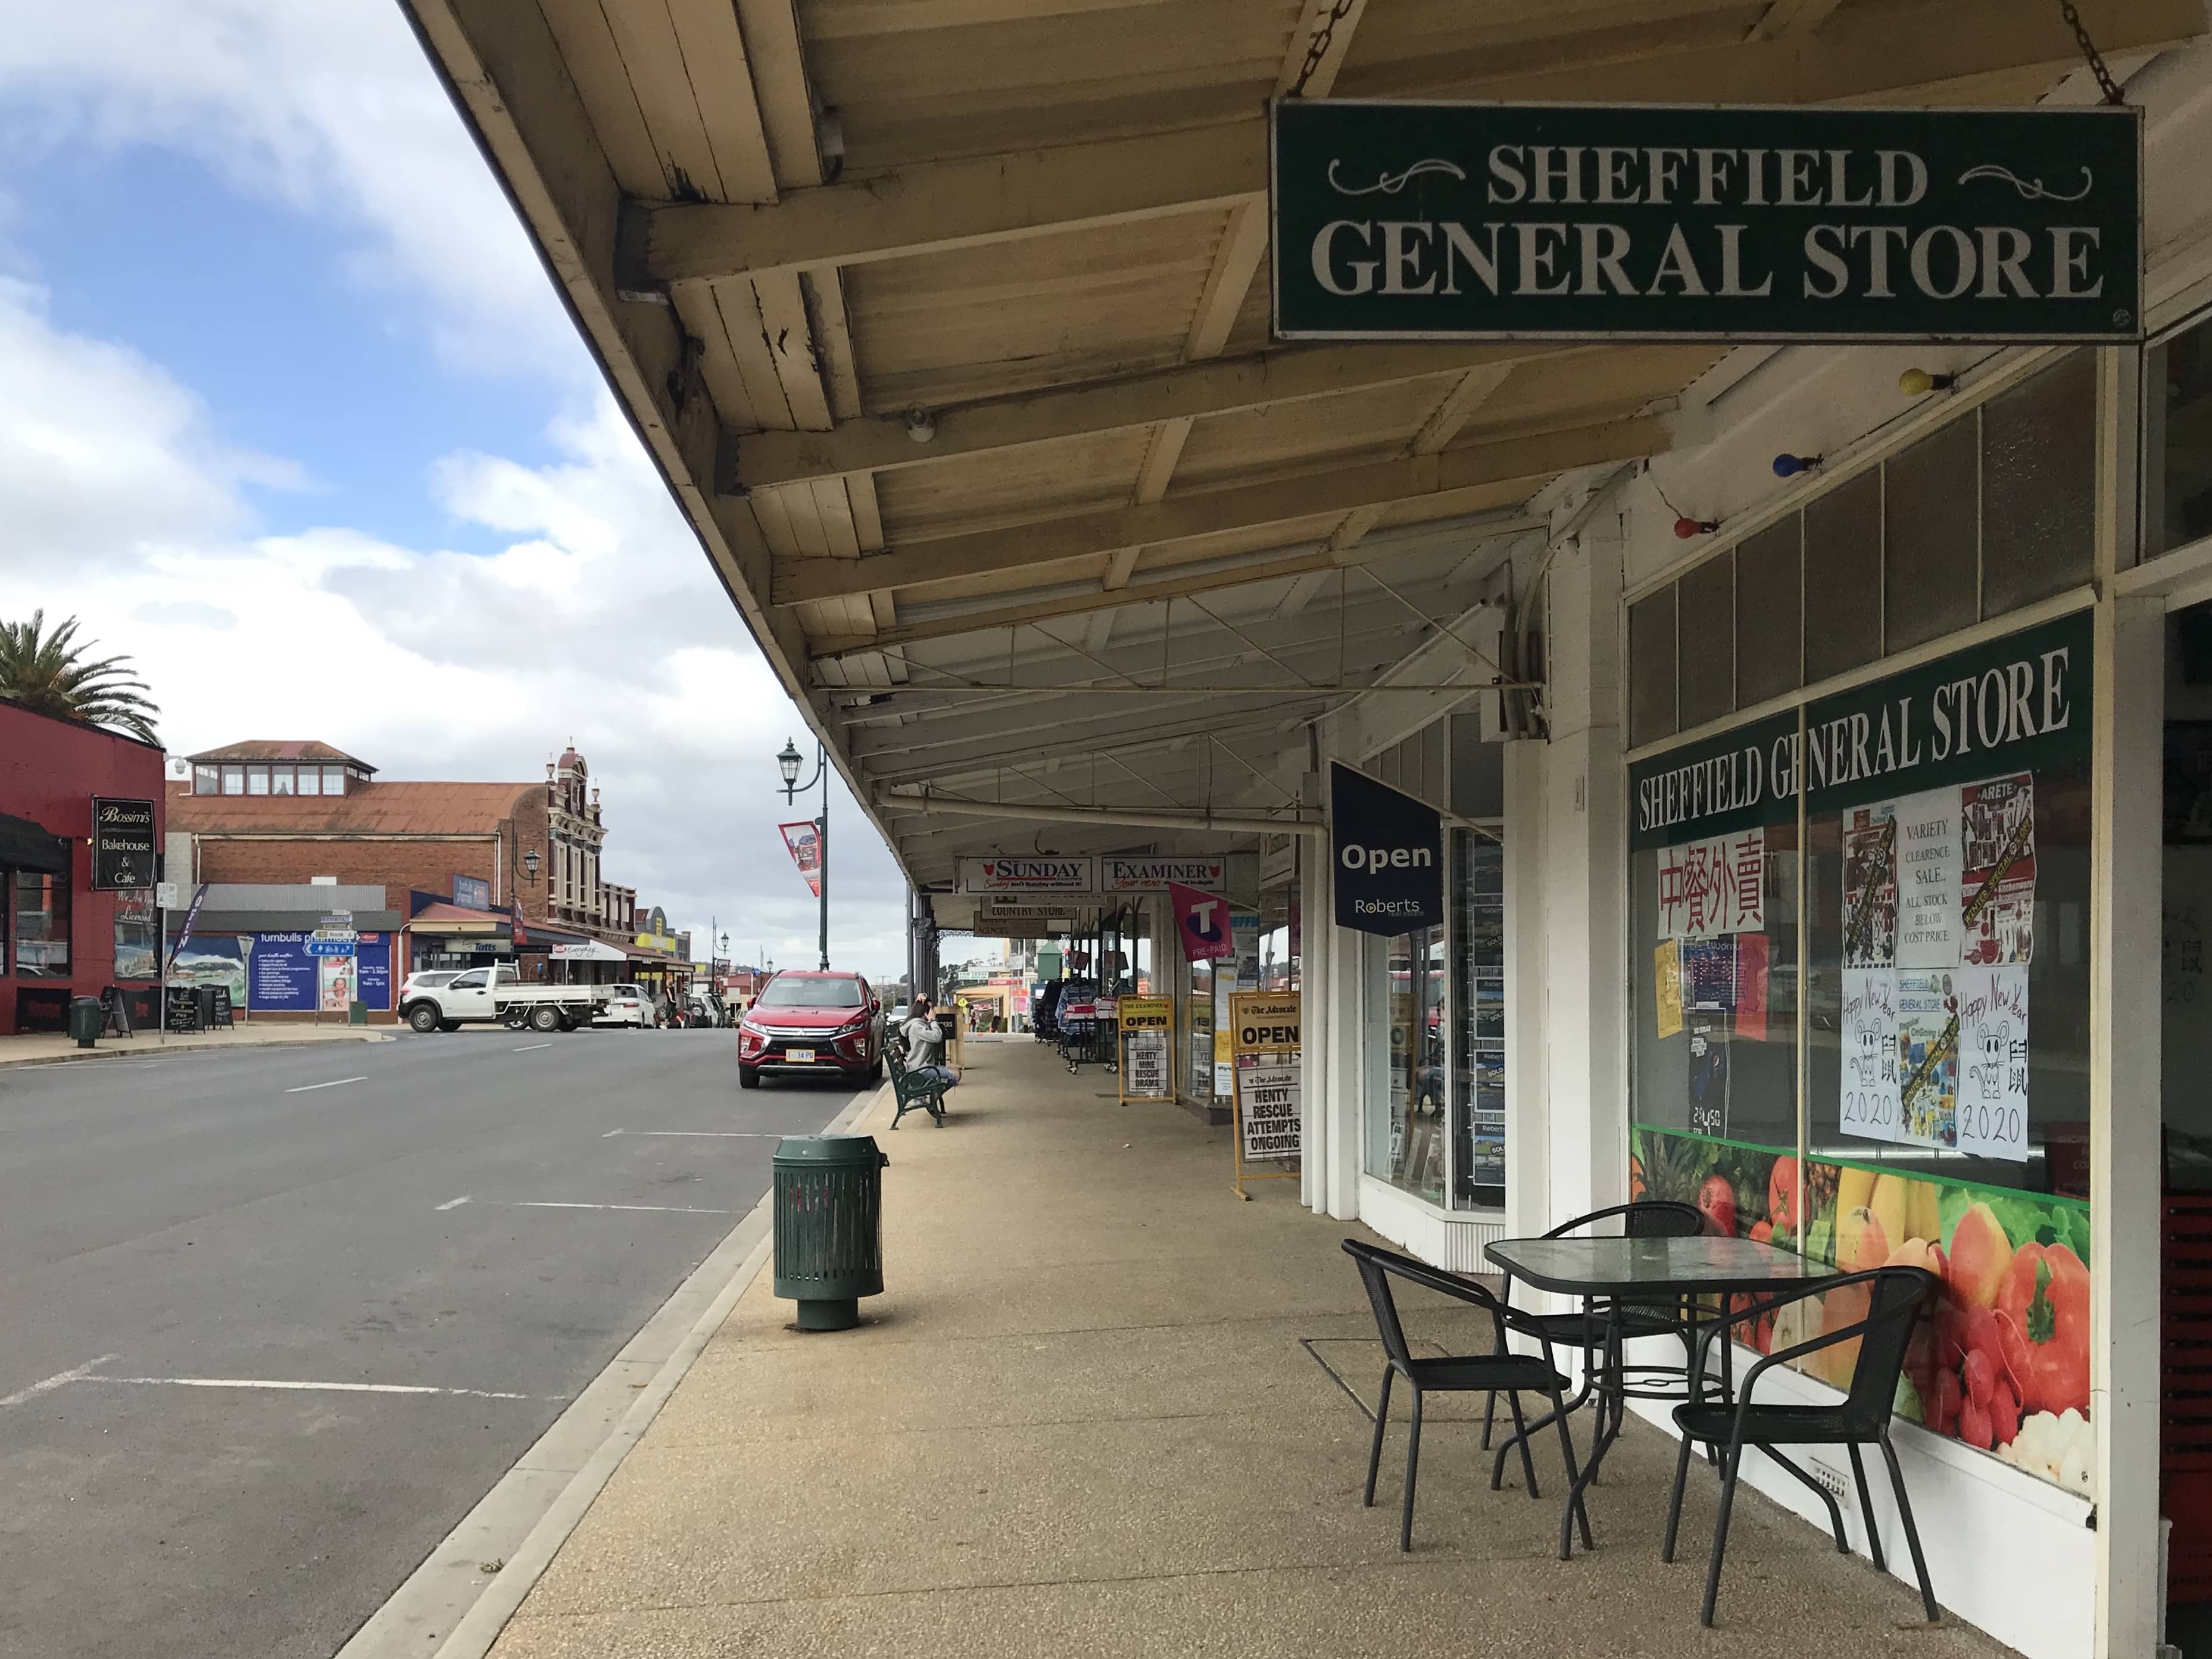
(900, 995, 960, 1092)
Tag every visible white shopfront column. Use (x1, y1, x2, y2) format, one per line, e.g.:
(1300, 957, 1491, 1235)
(1528, 529, 1631, 1235)
(2091, 302, 2164, 1659)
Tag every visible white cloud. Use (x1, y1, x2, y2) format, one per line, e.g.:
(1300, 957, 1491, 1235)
(0, 282, 912, 975)
(0, 0, 578, 375)
(0, 279, 302, 567)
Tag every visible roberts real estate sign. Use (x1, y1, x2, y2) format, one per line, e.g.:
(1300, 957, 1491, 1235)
(1271, 101, 2141, 343)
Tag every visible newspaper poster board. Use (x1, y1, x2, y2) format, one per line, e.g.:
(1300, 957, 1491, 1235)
(1228, 992, 1302, 1199)
(1116, 997, 1175, 1105)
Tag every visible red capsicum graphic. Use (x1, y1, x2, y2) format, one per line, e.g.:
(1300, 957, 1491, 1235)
(1994, 1242, 2090, 1420)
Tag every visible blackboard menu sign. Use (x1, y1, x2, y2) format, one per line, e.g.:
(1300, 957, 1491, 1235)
(165, 985, 199, 1033)
(209, 987, 233, 1029)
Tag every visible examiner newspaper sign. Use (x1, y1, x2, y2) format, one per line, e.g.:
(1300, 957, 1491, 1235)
(1271, 101, 2141, 342)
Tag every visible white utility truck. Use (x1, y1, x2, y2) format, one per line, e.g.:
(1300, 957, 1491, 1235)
(398, 964, 610, 1033)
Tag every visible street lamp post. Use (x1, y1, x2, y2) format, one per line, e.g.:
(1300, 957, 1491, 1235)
(777, 737, 830, 972)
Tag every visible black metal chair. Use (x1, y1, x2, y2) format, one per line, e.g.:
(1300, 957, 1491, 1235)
(1342, 1240, 1591, 1556)
(1484, 1200, 1708, 1453)
(1662, 1265, 1941, 1627)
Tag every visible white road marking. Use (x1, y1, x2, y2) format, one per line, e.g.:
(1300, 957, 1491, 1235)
(435, 1195, 473, 1211)
(0, 1355, 119, 1408)
(285, 1075, 367, 1093)
(104, 1376, 535, 1400)
(504, 1201, 737, 1215)
(512, 1043, 553, 1052)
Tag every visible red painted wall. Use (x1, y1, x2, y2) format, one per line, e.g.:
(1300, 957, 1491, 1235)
(0, 701, 168, 1034)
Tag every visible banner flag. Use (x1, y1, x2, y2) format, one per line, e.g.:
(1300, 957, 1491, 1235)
(779, 820, 823, 897)
(1170, 882, 1237, 962)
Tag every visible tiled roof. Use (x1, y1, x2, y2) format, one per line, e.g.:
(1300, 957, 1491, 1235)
(167, 779, 538, 835)
(411, 901, 507, 926)
(187, 740, 376, 771)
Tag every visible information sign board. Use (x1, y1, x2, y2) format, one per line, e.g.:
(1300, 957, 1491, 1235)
(1228, 991, 1302, 1195)
(1116, 996, 1175, 1105)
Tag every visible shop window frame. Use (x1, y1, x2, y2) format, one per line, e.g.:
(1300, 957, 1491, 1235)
(1348, 733, 1509, 1218)
(2142, 300, 2212, 571)
(1628, 348, 2099, 751)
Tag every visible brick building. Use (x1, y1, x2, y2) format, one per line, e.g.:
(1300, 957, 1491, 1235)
(0, 696, 167, 1034)
(167, 741, 666, 985)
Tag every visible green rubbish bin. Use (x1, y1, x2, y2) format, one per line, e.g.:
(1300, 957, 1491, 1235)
(67, 996, 104, 1050)
(772, 1134, 890, 1331)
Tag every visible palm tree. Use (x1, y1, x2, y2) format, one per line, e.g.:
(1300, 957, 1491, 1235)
(0, 611, 161, 744)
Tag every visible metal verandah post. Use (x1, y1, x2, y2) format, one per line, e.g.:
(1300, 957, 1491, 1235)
(818, 741, 829, 972)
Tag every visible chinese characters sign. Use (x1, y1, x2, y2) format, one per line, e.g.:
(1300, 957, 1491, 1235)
(1655, 829, 1764, 940)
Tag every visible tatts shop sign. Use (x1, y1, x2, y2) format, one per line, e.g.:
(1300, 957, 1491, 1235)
(1271, 101, 2141, 343)
(1330, 762, 1443, 934)
(1629, 612, 2092, 850)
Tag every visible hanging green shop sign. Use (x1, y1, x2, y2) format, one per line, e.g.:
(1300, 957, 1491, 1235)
(1630, 610, 2093, 850)
(1271, 101, 2141, 344)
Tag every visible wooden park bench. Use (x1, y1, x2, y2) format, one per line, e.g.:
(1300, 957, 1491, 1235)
(885, 1043, 947, 1130)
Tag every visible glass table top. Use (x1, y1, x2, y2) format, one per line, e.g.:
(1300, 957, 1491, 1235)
(1484, 1234, 1839, 1296)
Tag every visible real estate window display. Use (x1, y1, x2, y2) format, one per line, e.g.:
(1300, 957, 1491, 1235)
(1359, 720, 1510, 1215)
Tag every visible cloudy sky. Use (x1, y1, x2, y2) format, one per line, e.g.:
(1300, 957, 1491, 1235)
(0, 0, 916, 978)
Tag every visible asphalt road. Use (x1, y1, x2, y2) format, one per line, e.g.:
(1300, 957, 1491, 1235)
(0, 1030, 869, 1659)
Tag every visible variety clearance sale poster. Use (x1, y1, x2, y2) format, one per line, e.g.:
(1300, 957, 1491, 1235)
(1838, 771, 2032, 1161)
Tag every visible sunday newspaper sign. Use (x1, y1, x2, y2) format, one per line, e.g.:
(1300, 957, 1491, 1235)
(1271, 101, 2141, 342)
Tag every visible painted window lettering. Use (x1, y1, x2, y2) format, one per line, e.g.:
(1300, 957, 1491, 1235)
(1339, 844, 1436, 872)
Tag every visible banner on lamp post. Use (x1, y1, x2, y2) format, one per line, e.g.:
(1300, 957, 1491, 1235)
(779, 820, 823, 898)
(1170, 882, 1237, 962)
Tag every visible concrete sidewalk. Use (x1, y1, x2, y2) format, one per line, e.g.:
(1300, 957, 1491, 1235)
(482, 1040, 2013, 1658)
(0, 1023, 391, 1067)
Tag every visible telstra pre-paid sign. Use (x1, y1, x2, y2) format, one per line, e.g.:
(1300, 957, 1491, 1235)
(1271, 100, 2141, 342)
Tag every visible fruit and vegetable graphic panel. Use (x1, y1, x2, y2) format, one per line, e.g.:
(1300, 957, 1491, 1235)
(1633, 1127, 2094, 1495)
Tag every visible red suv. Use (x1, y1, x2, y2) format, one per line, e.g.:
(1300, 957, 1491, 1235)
(738, 970, 884, 1089)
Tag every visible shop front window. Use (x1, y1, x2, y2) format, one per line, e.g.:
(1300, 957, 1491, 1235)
(1450, 832, 1506, 1209)
(2148, 310, 2212, 561)
(14, 874, 71, 977)
(1366, 925, 1447, 1205)
(1187, 956, 1214, 1100)
(1258, 882, 1295, 993)
(113, 890, 158, 980)
(1630, 610, 2094, 1496)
